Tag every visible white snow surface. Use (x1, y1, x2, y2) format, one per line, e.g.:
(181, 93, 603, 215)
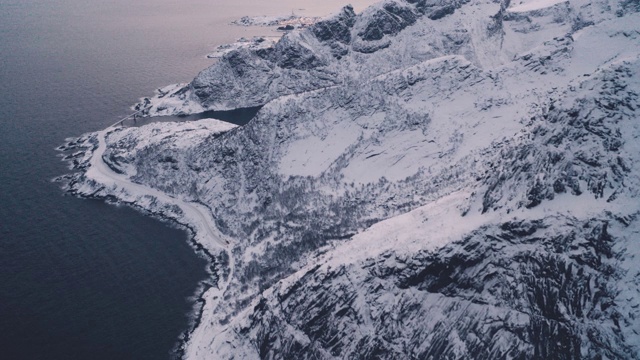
(206, 36, 280, 59)
(60, 0, 640, 358)
(72, 118, 236, 252)
(231, 15, 321, 27)
(135, 83, 205, 116)
(508, 0, 569, 12)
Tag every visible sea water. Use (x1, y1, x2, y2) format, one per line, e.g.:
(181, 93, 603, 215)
(0, 0, 375, 358)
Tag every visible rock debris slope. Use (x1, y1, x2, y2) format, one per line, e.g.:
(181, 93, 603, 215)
(61, 0, 640, 358)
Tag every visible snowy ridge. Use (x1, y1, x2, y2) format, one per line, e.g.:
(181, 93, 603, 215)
(133, 0, 637, 116)
(206, 37, 280, 59)
(231, 15, 321, 28)
(60, 0, 640, 358)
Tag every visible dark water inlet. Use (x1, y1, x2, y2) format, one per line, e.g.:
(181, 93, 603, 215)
(177, 106, 262, 126)
(128, 106, 263, 128)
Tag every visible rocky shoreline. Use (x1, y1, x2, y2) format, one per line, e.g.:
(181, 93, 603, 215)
(55, 121, 236, 359)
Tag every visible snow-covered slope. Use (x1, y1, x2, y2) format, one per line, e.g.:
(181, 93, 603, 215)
(60, 0, 640, 358)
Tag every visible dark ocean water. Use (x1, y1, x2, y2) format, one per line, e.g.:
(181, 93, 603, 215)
(0, 0, 374, 358)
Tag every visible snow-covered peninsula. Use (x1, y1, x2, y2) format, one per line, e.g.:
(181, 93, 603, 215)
(61, 0, 640, 358)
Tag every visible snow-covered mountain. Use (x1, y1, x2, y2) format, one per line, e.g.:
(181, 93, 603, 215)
(59, 0, 640, 358)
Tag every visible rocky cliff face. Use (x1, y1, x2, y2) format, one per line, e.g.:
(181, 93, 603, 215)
(63, 0, 640, 358)
(134, 0, 489, 114)
(219, 217, 635, 359)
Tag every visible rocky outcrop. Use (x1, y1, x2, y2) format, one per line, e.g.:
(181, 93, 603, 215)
(479, 59, 640, 212)
(218, 217, 636, 359)
(134, 0, 470, 115)
(310, 6, 356, 44)
(355, 1, 418, 42)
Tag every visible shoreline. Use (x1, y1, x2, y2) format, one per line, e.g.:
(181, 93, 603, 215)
(68, 190, 219, 360)
(56, 121, 236, 360)
(53, 4, 342, 350)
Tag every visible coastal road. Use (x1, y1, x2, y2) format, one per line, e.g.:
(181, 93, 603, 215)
(86, 126, 230, 249)
(84, 122, 237, 357)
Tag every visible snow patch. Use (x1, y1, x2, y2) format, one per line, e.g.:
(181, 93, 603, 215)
(508, 0, 569, 12)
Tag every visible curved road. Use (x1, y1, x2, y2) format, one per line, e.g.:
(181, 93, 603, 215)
(84, 123, 237, 356)
(86, 126, 229, 248)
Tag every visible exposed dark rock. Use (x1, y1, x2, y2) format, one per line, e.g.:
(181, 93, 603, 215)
(356, 1, 418, 42)
(227, 217, 635, 359)
(428, 4, 456, 20)
(310, 5, 356, 44)
(272, 35, 326, 70)
(480, 62, 639, 212)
